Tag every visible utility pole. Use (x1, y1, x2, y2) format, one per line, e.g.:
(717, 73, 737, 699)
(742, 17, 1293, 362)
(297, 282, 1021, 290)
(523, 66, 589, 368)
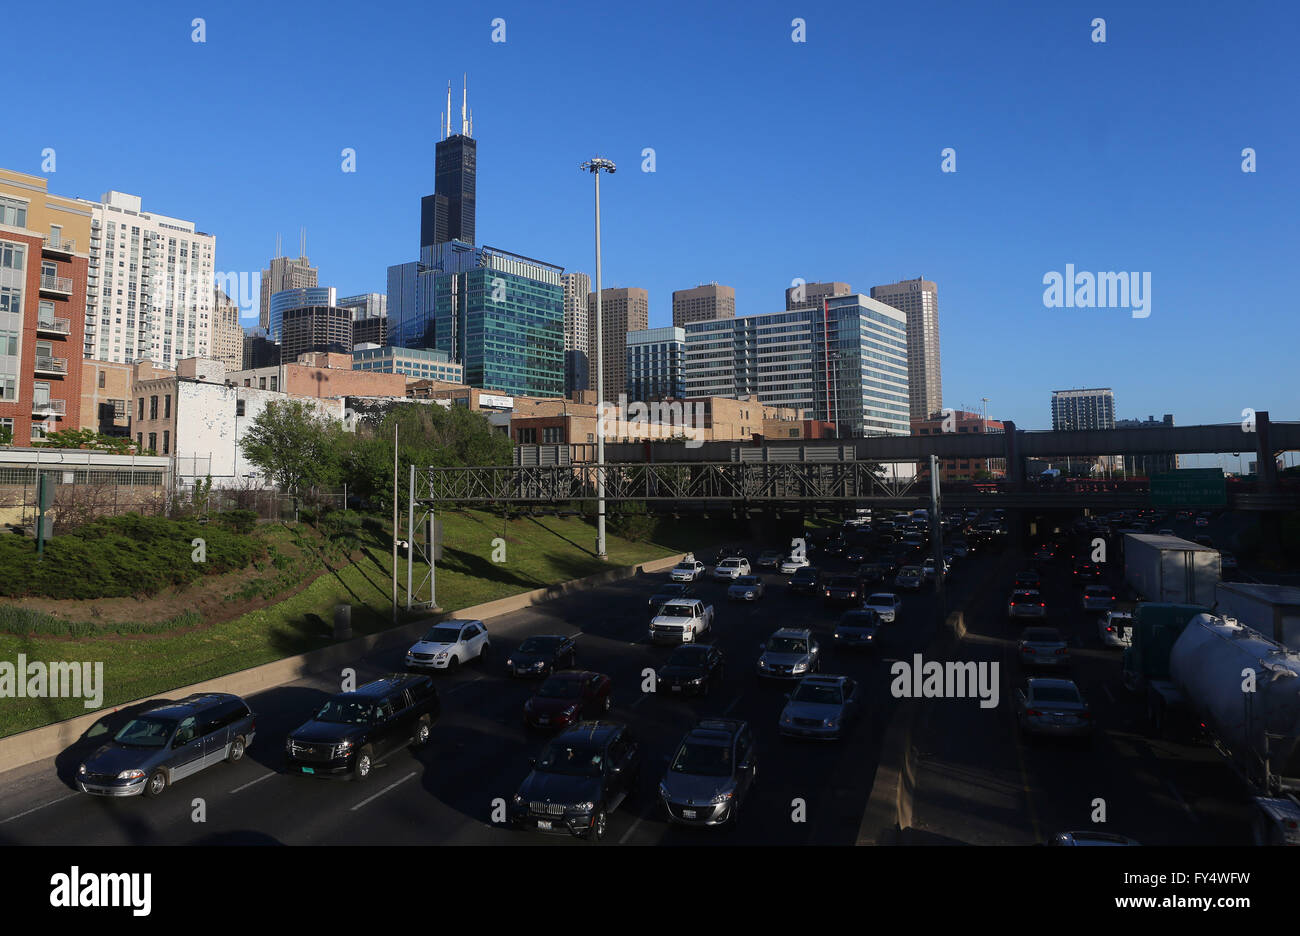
(582, 157, 616, 559)
(391, 422, 398, 623)
(929, 454, 946, 627)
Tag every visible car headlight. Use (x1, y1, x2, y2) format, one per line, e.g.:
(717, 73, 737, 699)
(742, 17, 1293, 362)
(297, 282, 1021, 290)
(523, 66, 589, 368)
(78, 763, 87, 775)
(793, 662, 809, 673)
(334, 740, 353, 757)
(118, 769, 146, 780)
(405, 649, 414, 657)
(687, 676, 704, 685)
(512, 793, 523, 804)
(834, 632, 841, 639)
(823, 718, 838, 728)
(781, 713, 792, 725)
(506, 658, 514, 667)
(745, 591, 754, 598)
(571, 801, 595, 814)
(711, 790, 735, 805)
(435, 651, 449, 660)
(285, 738, 294, 753)
(563, 705, 578, 717)
(758, 659, 769, 670)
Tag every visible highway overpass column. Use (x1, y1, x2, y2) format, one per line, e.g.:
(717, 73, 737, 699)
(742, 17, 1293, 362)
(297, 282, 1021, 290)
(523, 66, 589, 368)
(1003, 421, 1025, 490)
(1257, 410, 1278, 494)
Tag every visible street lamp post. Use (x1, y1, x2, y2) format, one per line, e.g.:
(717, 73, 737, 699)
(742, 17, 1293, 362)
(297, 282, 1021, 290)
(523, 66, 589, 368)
(581, 157, 616, 559)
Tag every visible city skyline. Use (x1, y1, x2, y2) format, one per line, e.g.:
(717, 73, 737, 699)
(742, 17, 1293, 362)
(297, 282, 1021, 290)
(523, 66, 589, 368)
(3, 1, 1294, 431)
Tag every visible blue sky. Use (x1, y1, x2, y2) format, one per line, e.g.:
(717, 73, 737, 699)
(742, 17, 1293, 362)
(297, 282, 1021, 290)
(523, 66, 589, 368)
(6, 0, 1297, 431)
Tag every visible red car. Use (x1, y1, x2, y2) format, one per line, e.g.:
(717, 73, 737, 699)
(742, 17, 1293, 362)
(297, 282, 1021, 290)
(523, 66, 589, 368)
(523, 671, 613, 729)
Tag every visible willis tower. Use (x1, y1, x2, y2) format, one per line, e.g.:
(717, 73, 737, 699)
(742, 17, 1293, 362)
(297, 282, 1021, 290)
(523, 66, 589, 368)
(421, 75, 476, 251)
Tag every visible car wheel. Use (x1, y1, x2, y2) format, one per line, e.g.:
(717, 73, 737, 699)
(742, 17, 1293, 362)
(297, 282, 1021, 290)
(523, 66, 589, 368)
(353, 747, 374, 781)
(226, 735, 246, 763)
(143, 768, 168, 798)
(446, 657, 459, 673)
(587, 807, 608, 842)
(413, 715, 431, 747)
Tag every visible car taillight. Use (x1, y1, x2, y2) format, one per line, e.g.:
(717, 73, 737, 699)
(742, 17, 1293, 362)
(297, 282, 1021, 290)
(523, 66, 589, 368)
(1055, 648, 1068, 655)
(1026, 709, 1042, 717)
(1020, 646, 1033, 653)
(1078, 710, 1092, 720)
(1106, 626, 1115, 633)
(1010, 602, 1017, 607)
(1038, 602, 1045, 607)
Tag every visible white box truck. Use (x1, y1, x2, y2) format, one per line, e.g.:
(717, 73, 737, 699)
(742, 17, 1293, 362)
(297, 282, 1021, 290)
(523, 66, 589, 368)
(1214, 582, 1300, 650)
(1123, 534, 1219, 605)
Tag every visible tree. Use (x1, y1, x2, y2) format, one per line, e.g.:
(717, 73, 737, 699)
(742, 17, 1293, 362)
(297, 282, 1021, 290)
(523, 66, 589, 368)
(0, 424, 12, 446)
(36, 428, 136, 453)
(239, 400, 343, 498)
(340, 403, 512, 511)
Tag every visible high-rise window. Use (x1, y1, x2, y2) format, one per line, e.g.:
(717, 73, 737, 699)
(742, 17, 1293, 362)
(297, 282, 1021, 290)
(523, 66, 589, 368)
(98, 370, 106, 389)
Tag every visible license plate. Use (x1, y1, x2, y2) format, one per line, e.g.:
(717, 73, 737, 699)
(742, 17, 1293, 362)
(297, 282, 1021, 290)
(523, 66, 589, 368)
(537, 820, 552, 830)
(682, 809, 697, 819)
(671, 685, 682, 692)
(302, 767, 315, 774)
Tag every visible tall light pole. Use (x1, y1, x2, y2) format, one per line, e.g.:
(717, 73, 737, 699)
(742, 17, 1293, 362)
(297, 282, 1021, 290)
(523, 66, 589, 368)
(581, 157, 616, 559)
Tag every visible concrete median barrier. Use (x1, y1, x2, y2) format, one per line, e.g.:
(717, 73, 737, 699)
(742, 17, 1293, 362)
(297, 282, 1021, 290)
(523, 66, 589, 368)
(0, 552, 685, 772)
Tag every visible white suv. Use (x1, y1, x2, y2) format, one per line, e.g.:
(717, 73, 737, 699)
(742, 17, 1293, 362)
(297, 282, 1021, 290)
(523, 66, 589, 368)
(406, 619, 490, 671)
(713, 557, 751, 581)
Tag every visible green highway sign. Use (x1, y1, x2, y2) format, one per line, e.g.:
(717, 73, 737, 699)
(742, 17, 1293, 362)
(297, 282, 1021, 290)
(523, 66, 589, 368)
(1149, 468, 1227, 507)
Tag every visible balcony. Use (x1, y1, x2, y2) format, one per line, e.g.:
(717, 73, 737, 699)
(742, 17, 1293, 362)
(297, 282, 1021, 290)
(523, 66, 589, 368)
(32, 399, 66, 417)
(42, 236, 76, 257)
(39, 273, 73, 295)
(33, 355, 68, 376)
(36, 316, 72, 336)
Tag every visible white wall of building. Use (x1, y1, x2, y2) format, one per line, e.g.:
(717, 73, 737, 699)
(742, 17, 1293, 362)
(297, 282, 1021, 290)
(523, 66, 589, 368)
(173, 381, 343, 488)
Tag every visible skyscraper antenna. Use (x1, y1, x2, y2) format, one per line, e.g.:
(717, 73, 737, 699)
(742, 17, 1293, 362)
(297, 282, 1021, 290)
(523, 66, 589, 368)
(461, 73, 468, 137)
(300, 227, 306, 259)
(445, 81, 452, 140)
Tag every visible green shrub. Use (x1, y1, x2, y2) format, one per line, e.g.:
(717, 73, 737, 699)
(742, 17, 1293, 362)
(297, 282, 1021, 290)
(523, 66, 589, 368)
(0, 514, 264, 600)
(218, 509, 258, 534)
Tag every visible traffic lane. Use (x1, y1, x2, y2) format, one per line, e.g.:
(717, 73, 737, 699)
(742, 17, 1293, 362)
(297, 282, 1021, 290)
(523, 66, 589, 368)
(0, 552, 980, 845)
(1010, 551, 1255, 844)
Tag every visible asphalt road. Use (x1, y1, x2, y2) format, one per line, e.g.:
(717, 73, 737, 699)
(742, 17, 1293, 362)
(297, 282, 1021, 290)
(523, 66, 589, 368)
(0, 527, 989, 846)
(0, 507, 1271, 846)
(909, 509, 1261, 845)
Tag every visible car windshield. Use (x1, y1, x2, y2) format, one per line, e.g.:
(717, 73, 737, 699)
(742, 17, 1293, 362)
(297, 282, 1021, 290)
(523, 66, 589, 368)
(1012, 591, 1039, 599)
(519, 636, 564, 654)
(900, 567, 921, 576)
(666, 646, 709, 667)
(793, 682, 844, 705)
(537, 677, 584, 699)
(840, 612, 875, 628)
(313, 698, 375, 724)
(829, 577, 857, 588)
(721, 559, 742, 568)
(767, 637, 808, 654)
(793, 568, 818, 579)
(114, 716, 177, 748)
(1023, 629, 1062, 643)
(660, 603, 694, 617)
(868, 594, 894, 605)
(1032, 686, 1081, 703)
(670, 741, 732, 777)
(734, 576, 758, 586)
(536, 741, 604, 776)
(674, 563, 696, 571)
(422, 626, 462, 643)
(1086, 588, 1112, 596)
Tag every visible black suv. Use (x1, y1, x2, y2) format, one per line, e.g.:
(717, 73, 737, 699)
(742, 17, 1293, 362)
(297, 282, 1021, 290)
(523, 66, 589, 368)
(510, 721, 641, 841)
(285, 674, 439, 781)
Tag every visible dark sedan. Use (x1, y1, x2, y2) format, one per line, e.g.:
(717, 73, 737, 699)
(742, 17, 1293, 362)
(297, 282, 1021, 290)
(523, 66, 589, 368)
(524, 671, 613, 729)
(787, 566, 823, 594)
(656, 644, 724, 697)
(507, 634, 578, 678)
(510, 722, 640, 841)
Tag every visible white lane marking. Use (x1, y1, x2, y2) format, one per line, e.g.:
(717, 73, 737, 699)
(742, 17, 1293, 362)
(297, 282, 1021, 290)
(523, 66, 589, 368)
(350, 771, 417, 811)
(1165, 781, 1199, 822)
(618, 813, 646, 844)
(1101, 684, 1115, 704)
(229, 772, 276, 794)
(0, 791, 77, 824)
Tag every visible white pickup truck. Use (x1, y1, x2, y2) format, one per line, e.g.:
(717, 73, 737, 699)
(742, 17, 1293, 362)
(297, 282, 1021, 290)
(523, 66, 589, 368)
(649, 599, 714, 644)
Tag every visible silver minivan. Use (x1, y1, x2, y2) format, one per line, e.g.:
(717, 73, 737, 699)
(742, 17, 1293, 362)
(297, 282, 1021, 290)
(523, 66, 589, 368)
(77, 692, 256, 798)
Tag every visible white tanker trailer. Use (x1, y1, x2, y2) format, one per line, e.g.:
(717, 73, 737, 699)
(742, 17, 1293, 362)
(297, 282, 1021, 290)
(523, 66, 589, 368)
(1169, 613, 1300, 844)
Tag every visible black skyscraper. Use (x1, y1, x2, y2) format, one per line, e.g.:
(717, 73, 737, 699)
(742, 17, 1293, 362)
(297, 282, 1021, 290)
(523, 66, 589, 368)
(420, 78, 476, 252)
